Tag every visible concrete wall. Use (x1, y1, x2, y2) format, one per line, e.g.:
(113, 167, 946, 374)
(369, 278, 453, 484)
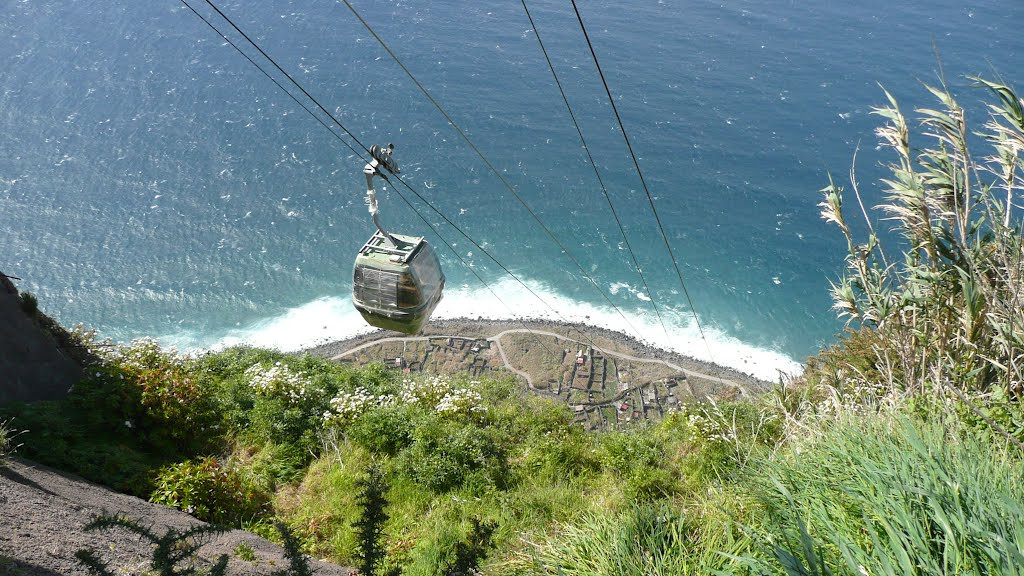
(0, 274, 82, 405)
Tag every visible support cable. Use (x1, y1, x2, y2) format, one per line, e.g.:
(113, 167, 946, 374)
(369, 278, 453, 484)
(181, 0, 564, 356)
(337, 0, 647, 343)
(520, 0, 673, 348)
(180, 0, 363, 159)
(380, 174, 563, 358)
(569, 0, 719, 366)
(200, 0, 372, 151)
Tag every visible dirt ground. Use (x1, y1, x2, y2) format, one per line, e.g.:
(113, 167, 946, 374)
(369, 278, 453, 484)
(0, 457, 354, 576)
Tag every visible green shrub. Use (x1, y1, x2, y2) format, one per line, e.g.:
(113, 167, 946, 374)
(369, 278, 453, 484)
(399, 416, 507, 494)
(248, 441, 310, 490)
(18, 291, 38, 316)
(348, 403, 419, 456)
(233, 542, 256, 562)
(239, 359, 347, 455)
(69, 367, 146, 432)
(597, 427, 676, 500)
(189, 346, 287, 381)
(958, 384, 1024, 445)
(248, 395, 319, 451)
(68, 442, 160, 496)
(150, 456, 271, 526)
(74, 339, 220, 453)
(599, 427, 663, 474)
(1, 398, 160, 495)
(659, 400, 782, 489)
(518, 424, 600, 480)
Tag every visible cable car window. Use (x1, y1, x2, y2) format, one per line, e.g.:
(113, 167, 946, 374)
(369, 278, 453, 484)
(354, 265, 398, 308)
(410, 245, 442, 297)
(396, 273, 420, 309)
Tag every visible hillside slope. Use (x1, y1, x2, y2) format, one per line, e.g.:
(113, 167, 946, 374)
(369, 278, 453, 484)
(0, 275, 81, 405)
(0, 457, 354, 576)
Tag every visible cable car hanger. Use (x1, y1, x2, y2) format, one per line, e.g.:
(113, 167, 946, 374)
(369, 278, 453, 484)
(363, 143, 400, 247)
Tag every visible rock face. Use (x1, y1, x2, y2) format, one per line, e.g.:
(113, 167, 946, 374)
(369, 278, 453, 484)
(0, 273, 82, 405)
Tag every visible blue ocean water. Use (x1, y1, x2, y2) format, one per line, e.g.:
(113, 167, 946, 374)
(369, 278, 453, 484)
(2, 0, 1020, 380)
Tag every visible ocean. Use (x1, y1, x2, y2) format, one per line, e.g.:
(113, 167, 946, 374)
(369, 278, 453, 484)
(2, 0, 1020, 380)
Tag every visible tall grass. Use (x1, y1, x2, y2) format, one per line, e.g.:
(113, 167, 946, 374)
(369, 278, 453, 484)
(0, 417, 23, 460)
(755, 410, 1024, 575)
(527, 501, 750, 576)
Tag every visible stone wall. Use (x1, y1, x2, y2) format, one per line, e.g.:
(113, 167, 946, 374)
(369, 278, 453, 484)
(0, 273, 82, 405)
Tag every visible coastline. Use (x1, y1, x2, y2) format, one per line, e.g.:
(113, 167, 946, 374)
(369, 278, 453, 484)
(305, 317, 779, 392)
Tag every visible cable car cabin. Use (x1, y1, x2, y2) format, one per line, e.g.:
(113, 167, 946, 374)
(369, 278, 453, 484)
(352, 230, 444, 334)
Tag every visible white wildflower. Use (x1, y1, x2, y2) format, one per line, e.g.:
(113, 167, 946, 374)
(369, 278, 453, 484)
(245, 362, 310, 405)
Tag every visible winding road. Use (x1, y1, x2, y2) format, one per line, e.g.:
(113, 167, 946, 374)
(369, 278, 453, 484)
(330, 328, 750, 395)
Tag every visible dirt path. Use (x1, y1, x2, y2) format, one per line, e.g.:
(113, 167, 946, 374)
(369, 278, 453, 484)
(490, 329, 753, 395)
(0, 457, 353, 576)
(330, 328, 753, 395)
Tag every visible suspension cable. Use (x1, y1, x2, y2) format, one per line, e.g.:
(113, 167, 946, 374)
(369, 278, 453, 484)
(380, 173, 562, 358)
(569, 0, 719, 367)
(337, 0, 647, 343)
(520, 0, 673, 347)
(182, 0, 564, 356)
(180, 0, 362, 160)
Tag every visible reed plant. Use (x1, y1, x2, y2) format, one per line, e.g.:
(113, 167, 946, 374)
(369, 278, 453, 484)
(814, 77, 1024, 417)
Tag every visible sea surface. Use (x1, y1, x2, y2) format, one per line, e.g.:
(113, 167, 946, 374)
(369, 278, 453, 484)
(2, 0, 1020, 380)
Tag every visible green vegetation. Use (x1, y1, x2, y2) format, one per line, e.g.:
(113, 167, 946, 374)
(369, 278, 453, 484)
(754, 411, 1024, 575)
(352, 464, 393, 576)
(76, 514, 231, 576)
(18, 291, 38, 316)
(233, 542, 257, 562)
(6, 77, 1024, 575)
(813, 77, 1024, 403)
(0, 417, 22, 460)
(150, 456, 271, 525)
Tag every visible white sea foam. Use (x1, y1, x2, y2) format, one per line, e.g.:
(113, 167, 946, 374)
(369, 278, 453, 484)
(608, 281, 652, 302)
(161, 277, 802, 382)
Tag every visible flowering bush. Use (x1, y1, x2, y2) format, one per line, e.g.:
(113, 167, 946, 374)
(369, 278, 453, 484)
(245, 361, 310, 404)
(77, 338, 214, 446)
(240, 361, 332, 452)
(398, 376, 486, 416)
(322, 386, 392, 427)
(322, 375, 487, 431)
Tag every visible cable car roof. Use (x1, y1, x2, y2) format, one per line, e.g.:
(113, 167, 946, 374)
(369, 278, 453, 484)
(356, 230, 429, 269)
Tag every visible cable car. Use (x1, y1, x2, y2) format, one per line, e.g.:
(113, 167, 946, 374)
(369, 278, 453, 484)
(352, 144, 445, 334)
